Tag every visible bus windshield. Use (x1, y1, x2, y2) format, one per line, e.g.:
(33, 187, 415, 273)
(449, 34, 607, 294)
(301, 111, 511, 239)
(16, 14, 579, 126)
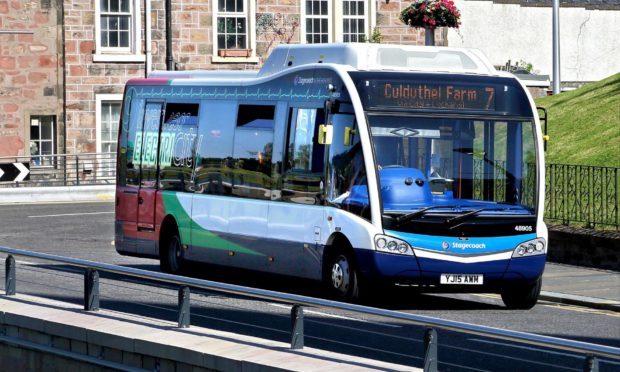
(367, 115, 537, 218)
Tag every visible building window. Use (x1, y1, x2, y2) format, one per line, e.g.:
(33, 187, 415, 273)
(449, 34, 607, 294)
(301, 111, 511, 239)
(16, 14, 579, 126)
(100, 0, 131, 49)
(97, 94, 122, 177)
(97, 94, 122, 153)
(217, 0, 248, 50)
(213, 0, 257, 60)
(301, 0, 373, 44)
(100, 102, 120, 154)
(343, 0, 367, 42)
(30, 116, 56, 167)
(304, 0, 330, 44)
(94, 0, 143, 62)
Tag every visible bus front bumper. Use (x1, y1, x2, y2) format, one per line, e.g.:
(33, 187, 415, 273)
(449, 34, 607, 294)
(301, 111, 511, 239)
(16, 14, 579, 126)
(355, 249, 546, 291)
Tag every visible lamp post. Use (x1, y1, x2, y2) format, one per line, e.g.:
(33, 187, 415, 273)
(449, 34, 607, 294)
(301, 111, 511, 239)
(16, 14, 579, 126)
(552, 0, 561, 94)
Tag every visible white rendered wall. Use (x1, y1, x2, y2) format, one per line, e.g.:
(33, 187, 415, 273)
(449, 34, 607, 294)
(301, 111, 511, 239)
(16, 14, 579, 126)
(447, 1, 620, 82)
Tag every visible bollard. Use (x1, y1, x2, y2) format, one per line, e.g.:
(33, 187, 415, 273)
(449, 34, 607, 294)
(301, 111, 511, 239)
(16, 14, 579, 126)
(584, 355, 599, 372)
(178, 286, 190, 328)
(423, 328, 438, 372)
(5, 255, 16, 295)
(290, 304, 304, 350)
(84, 268, 100, 311)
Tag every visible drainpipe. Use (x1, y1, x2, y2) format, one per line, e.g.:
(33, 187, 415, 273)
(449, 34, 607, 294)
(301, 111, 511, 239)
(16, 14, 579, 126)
(61, 0, 67, 171)
(145, 0, 152, 77)
(165, 0, 173, 70)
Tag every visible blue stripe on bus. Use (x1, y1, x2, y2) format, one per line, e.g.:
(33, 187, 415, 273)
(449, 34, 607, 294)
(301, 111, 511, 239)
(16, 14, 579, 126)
(385, 230, 538, 255)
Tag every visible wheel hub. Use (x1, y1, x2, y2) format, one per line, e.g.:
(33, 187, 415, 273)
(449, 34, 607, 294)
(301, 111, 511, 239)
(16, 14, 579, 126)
(331, 257, 350, 293)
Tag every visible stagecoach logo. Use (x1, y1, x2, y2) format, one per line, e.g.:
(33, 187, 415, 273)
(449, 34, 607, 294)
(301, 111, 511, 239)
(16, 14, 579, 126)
(442, 241, 486, 250)
(294, 76, 333, 86)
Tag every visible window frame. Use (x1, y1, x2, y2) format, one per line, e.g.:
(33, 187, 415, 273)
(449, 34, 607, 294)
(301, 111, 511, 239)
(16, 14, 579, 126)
(29, 115, 57, 168)
(212, 0, 258, 63)
(301, 0, 333, 44)
(94, 0, 144, 63)
(96, 94, 123, 154)
(342, 0, 368, 43)
(301, 0, 375, 44)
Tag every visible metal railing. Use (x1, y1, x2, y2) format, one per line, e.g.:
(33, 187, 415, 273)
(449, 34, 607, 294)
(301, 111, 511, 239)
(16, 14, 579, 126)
(1, 153, 618, 229)
(1, 246, 618, 371)
(546, 163, 619, 229)
(0, 153, 116, 188)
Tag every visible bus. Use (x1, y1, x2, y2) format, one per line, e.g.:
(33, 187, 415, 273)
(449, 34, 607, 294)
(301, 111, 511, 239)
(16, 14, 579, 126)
(115, 44, 547, 309)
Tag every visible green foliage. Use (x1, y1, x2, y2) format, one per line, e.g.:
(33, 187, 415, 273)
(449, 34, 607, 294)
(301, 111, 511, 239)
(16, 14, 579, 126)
(369, 27, 382, 43)
(535, 73, 620, 167)
(359, 28, 382, 43)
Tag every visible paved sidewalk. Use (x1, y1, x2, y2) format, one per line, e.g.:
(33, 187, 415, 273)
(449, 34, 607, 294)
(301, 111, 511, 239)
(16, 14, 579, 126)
(0, 294, 419, 371)
(541, 262, 620, 312)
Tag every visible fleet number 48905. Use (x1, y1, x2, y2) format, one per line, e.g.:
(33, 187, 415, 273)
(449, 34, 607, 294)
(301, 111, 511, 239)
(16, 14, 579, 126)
(515, 225, 533, 232)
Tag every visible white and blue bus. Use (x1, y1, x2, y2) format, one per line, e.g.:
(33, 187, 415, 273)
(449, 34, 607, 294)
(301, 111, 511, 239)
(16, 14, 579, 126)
(115, 44, 547, 309)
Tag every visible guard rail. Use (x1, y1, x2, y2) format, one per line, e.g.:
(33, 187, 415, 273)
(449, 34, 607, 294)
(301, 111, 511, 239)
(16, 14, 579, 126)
(1, 246, 619, 372)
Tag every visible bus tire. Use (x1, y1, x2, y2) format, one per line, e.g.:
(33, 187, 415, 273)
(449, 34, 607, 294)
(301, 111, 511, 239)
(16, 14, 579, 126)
(161, 231, 184, 275)
(501, 277, 541, 310)
(326, 251, 360, 301)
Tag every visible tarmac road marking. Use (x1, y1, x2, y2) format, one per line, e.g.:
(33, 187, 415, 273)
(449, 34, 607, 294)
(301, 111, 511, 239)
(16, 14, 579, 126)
(473, 294, 619, 317)
(542, 303, 620, 318)
(27, 211, 114, 218)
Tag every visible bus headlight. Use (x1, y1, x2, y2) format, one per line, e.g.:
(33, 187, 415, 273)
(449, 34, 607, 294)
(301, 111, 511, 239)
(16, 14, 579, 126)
(374, 235, 414, 256)
(512, 238, 546, 258)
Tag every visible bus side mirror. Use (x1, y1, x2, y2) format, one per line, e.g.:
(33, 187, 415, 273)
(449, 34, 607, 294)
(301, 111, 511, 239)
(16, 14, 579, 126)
(318, 124, 333, 145)
(343, 127, 356, 146)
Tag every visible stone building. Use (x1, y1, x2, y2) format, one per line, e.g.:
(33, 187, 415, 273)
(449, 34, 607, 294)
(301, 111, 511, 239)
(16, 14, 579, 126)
(0, 0, 445, 162)
(0, 0, 62, 159)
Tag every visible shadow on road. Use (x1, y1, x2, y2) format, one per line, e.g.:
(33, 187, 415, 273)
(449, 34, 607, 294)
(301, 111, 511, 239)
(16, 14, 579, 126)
(26, 260, 505, 311)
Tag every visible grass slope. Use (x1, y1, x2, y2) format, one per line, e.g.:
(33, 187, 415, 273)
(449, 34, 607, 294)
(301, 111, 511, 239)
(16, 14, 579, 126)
(535, 73, 620, 167)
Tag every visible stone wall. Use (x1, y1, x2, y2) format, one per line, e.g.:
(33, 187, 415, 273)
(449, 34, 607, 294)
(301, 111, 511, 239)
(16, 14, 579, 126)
(547, 225, 620, 271)
(64, 0, 147, 155)
(0, 0, 62, 157)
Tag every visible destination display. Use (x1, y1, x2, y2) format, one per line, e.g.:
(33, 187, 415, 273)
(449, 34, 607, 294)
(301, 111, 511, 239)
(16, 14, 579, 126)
(363, 80, 496, 111)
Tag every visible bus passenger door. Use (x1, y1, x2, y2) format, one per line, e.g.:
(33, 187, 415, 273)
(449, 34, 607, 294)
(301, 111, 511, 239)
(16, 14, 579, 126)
(268, 106, 326, 279)
(116, 92, 141, 255)
(136, 102, 163, 254)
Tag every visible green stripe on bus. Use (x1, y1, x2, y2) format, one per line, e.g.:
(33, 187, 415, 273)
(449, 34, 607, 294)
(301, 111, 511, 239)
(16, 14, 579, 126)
(162, 193, 263, 256)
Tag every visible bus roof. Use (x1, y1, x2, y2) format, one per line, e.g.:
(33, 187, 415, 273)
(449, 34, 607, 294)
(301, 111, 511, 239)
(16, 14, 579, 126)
(148, 70, 259, 80)
(140, 44, 505, 85)
(257, 43, 499, 77)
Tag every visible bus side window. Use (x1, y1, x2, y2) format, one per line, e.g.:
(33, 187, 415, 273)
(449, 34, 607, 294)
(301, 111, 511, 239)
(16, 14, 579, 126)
(281, 107, 325, 204)
(231, 104, 275, 200)
(125, 98, 145, 188)
(159, 103, 200, 192)
(194, 101, 236, 195)
(327, 115, 370, 221)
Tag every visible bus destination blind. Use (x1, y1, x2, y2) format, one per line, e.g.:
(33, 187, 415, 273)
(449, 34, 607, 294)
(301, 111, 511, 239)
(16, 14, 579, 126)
(366, 80, 496, 111)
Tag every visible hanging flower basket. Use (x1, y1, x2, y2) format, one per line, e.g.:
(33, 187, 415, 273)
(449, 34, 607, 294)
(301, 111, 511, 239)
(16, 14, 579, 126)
(400, 0, 461, 30)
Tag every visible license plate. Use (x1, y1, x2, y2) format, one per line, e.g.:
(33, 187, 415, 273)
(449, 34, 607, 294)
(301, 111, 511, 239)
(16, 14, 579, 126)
(440, 274, 484, 285)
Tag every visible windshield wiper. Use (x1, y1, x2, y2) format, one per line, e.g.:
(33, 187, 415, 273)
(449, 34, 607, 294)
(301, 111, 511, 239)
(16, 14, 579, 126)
(444, 207, 526, 226)
(393, 205, 460, 227)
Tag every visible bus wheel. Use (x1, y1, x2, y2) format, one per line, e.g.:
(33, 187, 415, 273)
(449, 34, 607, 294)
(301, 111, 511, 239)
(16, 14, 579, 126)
(501, 277, 542, 310)
(328, 253, 360, 300)
(161, 233, 184, 275)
